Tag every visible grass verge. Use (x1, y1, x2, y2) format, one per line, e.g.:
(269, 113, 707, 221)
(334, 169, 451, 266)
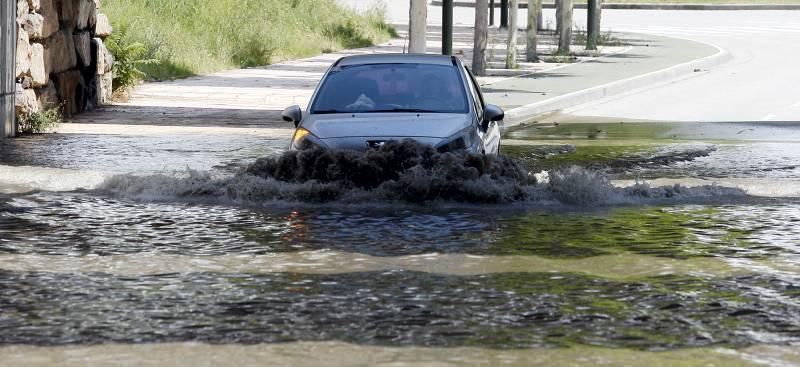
(103, 0, 397, 81)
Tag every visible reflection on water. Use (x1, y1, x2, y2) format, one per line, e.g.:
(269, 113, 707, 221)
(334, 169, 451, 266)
(0, 270, 798, 348)
(2, 192, 800, 259)
(0, 132, 286, 174)
(504, 121, 800, 179)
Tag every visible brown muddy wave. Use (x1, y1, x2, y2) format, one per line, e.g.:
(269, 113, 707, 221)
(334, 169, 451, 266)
(98, 140, 747, 206)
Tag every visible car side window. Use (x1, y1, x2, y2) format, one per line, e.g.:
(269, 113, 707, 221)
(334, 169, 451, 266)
(463, 66, 484, 121)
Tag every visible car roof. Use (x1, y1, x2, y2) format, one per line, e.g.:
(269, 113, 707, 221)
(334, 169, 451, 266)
(336, 53, 457, 67)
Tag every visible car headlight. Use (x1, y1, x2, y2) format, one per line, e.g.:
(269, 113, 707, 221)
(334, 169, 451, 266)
(436, 127, 477, 153)
(291, 128, 327, 150)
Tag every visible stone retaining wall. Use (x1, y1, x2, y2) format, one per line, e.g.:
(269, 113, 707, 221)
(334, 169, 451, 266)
(14, 0, 113, 118)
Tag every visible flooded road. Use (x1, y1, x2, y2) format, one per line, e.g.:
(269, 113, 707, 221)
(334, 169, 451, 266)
(1, 120, 799, 366)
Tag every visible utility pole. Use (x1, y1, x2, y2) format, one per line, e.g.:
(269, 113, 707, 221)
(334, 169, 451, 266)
(500, 0, 508, 28)
(489, 0, 495, 26)
(1, 0, 15, 138)
(442, 0, 453, 55)
(408, 0, 427, 53)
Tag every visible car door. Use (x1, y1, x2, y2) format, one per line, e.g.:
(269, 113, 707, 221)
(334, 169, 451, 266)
(463, 66, 501, 154)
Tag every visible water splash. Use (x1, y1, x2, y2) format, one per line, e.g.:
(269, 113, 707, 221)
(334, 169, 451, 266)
(98, 140, 747, 207)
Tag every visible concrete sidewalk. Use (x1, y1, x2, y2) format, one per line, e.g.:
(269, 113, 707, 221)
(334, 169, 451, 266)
(70, 25, 723, 133)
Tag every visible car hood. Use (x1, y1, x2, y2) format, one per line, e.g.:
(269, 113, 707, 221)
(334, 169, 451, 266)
(302, 113, 472, 139)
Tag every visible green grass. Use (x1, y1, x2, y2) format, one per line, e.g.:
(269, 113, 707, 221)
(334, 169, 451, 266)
(103, 0, 397, 81)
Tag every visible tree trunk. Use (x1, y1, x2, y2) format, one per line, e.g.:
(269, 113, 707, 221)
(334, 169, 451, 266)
(505, 0, 519, 68)
(408, 0, 427, 53)
(557, 0, 573, 55)
(526, 0, 539, 62)
(586, 0, 601, 50)
(472, 0, 489, 75)
(555, 0, 562, 35)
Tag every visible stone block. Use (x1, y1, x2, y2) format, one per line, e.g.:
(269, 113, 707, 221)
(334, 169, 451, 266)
(54, 70, 86, 116)
(35, 80, 59, 109)
(28, 0, 42, 11)
(74, 32, 92, 67)
(30, 43, 48, 87)
(17, 0, 29, 23)
(38, 0, 59, 39)
(94, 13, 112, 37)
(48, 30, 77, 74)
(77, 0, 96, 29)
(16, 28, 31, 79)
(57, 0, 79, 31)
(15, 83, 40, 116)
(20, 76, 33, 89)
(96, 72, 112, 106)
(22, 13, 44, 39)
(92, 37, 113, 74)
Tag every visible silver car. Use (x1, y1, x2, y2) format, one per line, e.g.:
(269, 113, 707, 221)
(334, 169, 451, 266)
(282, 54, 504, 154)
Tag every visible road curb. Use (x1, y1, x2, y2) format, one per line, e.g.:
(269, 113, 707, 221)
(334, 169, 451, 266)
(431, 1, 800, 10)
(502, 40, 731, 129)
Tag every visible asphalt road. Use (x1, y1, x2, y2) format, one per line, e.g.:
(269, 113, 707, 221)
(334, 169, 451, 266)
(569, 10, 800, 123)
(339, 1, 800, 123)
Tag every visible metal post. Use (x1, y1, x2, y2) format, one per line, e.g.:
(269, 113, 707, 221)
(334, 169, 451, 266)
(586, 0, 600, 50)
(1, 0, 16, 138)
(489, 0, 495, 26)
(500, 0, 508, 28)
(442, 0, 453, 55)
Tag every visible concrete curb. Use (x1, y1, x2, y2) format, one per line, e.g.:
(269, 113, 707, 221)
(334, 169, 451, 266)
(502, 41, 731, 129)
(432, 1, 800, 10)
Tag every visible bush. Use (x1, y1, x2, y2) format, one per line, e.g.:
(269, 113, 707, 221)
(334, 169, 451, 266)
(17, 107, 63, 134)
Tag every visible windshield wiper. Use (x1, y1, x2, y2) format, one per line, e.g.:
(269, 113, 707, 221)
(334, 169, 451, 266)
(367, 108, 440, 113)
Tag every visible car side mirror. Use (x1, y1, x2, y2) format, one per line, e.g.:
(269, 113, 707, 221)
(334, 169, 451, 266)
(484, 104, 504, 122)
(481, 104, 504, 130)
(282, 105, 302, 127)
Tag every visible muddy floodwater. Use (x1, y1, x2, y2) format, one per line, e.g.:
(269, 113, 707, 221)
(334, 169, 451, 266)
(1, 120, 799, 366)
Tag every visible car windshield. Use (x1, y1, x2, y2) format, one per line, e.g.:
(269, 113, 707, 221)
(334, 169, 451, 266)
(311, 63, 469, 114)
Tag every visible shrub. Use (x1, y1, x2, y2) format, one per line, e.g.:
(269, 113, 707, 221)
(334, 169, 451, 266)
(17, 107, 63, 134)
(105, 27, 159, 92)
